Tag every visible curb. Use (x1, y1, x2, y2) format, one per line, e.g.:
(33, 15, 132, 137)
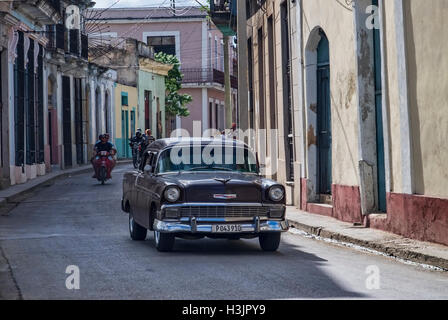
(287, 219, 448, 271)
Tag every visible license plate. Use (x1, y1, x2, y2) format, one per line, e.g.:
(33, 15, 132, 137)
(212, 224, 243, 233)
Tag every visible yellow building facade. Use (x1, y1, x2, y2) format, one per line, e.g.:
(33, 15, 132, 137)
(115, 84, 138, 159)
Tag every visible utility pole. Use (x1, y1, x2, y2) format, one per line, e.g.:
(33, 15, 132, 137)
(237, 0, 249, 134)
(224, 36, 232, 128)
(171, 0, 176, 14)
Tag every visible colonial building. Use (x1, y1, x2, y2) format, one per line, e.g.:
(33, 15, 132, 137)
(94, 39, 171, 159)
(88, 6, 238, 136)
(219, 0, 448, 246)
(0, 0, 115, 187)
(0, 0, 62, 186)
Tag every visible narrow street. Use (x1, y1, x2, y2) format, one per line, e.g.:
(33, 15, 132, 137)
(0, 165, 447, 300)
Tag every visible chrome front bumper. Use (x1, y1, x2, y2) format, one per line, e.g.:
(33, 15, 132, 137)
(153, 218, 289, 234)
(155, 202, 288, 234)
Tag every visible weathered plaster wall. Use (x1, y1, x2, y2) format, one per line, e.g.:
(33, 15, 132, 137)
(302, 0, 360, 187)
(383, 0, 402, 193)
(405, 0, 448, 198)
(178, 88, 203, 135)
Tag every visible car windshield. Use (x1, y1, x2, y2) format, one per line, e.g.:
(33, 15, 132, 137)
(156, 145, 259, 174)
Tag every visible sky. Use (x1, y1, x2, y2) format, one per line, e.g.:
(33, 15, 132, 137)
(93, 0, 204, 8)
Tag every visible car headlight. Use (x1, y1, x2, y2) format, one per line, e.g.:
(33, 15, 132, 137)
(268, 186, 284, 202)
(164, 186, 180, 203)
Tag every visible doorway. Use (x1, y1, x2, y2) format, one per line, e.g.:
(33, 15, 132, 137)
(316, 31, 332, 195)
(47, 76, 58, 165)
(144, 90, 152, 131)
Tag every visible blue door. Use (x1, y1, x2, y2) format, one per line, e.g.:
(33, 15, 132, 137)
(373, 0, 386, 212)
(317, 32, 332, 195)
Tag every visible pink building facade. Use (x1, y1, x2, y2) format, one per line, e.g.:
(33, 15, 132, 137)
(92, 7, 238, 136)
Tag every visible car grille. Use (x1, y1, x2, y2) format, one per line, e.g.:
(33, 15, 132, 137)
(179, 206, 269, 218)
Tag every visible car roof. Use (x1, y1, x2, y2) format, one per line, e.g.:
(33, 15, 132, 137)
(147, 137, 251, 152)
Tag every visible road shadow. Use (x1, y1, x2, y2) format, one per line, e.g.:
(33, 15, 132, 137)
(131, 235, 366, 299)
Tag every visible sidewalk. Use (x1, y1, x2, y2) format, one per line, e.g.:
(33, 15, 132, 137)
(286, 207, 448, 270)
(0, 160, 131, 214)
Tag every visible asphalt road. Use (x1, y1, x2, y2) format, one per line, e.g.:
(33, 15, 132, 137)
(0, 164, 447, 300)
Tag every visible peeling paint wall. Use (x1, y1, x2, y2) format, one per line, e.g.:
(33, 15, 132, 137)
(383, 0, 402, 193)
(405, 0, 448, 198)
(302, 0, 360, 188)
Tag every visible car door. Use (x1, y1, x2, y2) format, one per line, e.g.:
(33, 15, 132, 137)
(135, 151, 157, 228)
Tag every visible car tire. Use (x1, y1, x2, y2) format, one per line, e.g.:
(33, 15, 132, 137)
(259, 233, 281, 252)
(129, 213, 147, 241)
(154, 231, 175, 252)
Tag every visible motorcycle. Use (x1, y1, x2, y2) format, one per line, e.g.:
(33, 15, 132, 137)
(131, 141, 143, 169)
(93, 151, 114, 185)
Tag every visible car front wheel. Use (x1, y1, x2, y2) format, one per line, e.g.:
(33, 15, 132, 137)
(129, 213, 147, 241)
(154, 231, 175, 252)
(259, 233, 281, 252)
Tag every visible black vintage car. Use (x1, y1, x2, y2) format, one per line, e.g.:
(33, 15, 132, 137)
(121, 138, 289, 252)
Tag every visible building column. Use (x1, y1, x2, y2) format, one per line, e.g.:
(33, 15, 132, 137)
(353, 0, 378, 214)
(0, 45, 11, 188)
(294, 0, 306, 206)
(394, 0, 414, 194)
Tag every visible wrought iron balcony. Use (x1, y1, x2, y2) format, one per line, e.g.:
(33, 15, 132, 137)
(69, 29, 80, 56)
(46, 25, 88, 60)
(182, 68, 238, 89)
(81, 33, 89, 60)
(209, 0, 237, 36)
(46, 24, 65, 51)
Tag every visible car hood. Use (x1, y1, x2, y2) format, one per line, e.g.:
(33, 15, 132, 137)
(163, 172, 264, 203)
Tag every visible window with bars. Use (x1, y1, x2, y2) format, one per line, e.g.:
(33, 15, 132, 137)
(14, 32, 25, 167)
(75, 78, 84, 165)
(62, 76, 72, 167)
(37, 44, 45, 164)
(121, 92, 128, 106)
(147, 36, 176, 56)
(26, 39, 36, 165)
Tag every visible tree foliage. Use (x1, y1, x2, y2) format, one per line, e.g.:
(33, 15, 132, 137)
(154, 52, 192, 117)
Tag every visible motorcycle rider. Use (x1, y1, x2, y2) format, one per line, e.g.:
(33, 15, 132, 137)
(129, 128, 145, 159)
(141, 129, 156, 152)
(129, 129, 144, 147)
(92, 134, 117, 179)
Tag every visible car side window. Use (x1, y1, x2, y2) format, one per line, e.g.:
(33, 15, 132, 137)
(151, 153, 158, 172)
(141, 152, 153, 173)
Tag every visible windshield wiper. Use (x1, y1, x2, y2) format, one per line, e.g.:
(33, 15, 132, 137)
(188, 166, 233, 172)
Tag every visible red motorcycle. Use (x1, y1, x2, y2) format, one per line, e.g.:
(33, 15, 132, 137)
(93, 151, 115, 185)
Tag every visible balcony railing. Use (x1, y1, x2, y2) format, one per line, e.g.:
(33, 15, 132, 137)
(182, 68, 238, 89)
(81, 33, 88, 60)
(209, 0, 237, 36)
(46, 25, 88, 60)
(69, 29, 80, 56)
(46, 24, 65, 51)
